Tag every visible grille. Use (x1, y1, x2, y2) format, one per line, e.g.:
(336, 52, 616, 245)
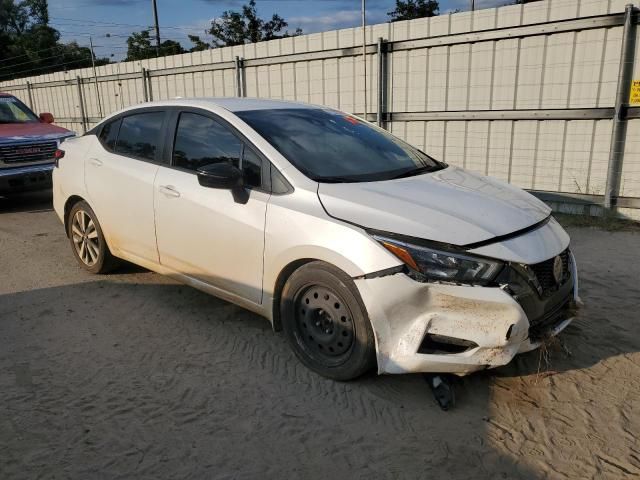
(529, 294, 574, 339)
(528, 249, 570, 294)
(0, 141, 57, 164)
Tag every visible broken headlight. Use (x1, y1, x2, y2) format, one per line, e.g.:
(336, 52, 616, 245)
(373, 235, 503, 286)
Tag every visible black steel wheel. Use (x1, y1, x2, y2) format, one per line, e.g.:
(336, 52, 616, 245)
(280, 261, 376, 381)
(294, 285, 356, 366)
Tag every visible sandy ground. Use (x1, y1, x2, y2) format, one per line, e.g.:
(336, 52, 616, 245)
(1, 191, 639, 480)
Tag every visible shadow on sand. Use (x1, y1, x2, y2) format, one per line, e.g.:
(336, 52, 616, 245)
(1, 192, 638, 479)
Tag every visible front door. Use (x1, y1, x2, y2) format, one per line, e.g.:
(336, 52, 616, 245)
(154, 111, 269, 304)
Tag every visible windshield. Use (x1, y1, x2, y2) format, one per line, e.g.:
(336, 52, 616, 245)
(236, 108, 445, 182)
(0, 96, 39, 124)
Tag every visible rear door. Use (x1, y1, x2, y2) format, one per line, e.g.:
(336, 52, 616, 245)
(85, 109, 167, 263)
(153, 110, 269, 304)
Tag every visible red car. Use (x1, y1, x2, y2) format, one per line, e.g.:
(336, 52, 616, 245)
(0, 93, 75, 196)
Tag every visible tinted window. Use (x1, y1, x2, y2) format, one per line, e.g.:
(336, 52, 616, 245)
(99, 118, 121, 151)
(173, 113, 241, 171)
(242, 147, 262, 188)
(236, 108, 444, 183)
(115, 112, 164, 161)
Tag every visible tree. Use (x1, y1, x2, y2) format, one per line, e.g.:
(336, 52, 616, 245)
(0, 0, 109, 81)
(125, 30, 186, 61)
(388, 0, 439, 22)
(206, 0, 302, 48)
(188, 34, 211, 52)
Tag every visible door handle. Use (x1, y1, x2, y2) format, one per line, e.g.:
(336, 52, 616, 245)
(159, 185, 181, 198)
(89, 158, 103, 167)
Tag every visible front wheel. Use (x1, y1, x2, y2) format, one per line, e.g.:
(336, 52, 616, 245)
(67, 200, 119, 274)
(280, 261, 376, 381)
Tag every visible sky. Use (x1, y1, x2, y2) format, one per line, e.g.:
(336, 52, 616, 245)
(49, 0, 511, 61)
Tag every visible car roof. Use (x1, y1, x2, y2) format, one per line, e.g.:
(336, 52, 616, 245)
(201, 97, 323, 112)
(126, 97, 326, 113)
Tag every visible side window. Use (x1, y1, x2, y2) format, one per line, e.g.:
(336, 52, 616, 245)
(242, 147, 262, 188)
(98, 118, 121, 151)
(115, 112, 164, 162)
(173, 113, 241, 171)
(271, 164, 291, 194)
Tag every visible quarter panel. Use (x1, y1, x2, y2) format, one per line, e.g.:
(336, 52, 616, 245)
(53, 136, 93, 223)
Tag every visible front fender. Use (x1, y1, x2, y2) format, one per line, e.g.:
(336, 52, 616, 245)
(262, 188, 401, 322)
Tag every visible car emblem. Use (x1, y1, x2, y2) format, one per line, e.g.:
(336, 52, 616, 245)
(552, 256, 563, 284)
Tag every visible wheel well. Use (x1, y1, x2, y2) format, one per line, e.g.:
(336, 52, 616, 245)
(272, 258, 316, 332)
(63, 195, 85, 236)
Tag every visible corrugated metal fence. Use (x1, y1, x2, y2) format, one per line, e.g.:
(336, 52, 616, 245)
(2, 0, 640, 218)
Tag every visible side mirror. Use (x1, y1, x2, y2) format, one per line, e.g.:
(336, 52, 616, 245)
(39, 112, 55, 124)
(197, 162, 243, 190)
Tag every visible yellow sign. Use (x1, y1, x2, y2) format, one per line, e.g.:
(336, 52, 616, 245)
(631, 80, 640, 105)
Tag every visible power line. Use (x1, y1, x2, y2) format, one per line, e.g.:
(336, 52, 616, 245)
(0, 57, 98, 80)
(0, 46, 65, 65)
(50, 16, 204, 32)
(0, 43, 127, 72)
(55, 29, 135, 39)
(54, 30, 132, 39)
(0, 50, 73, 71)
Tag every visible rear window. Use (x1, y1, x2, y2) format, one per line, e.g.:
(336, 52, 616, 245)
(98, 118, 121, 151)
(236, 108, 443, 183)
(115, 112, 164, 162)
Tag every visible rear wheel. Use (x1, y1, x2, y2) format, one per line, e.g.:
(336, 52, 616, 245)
(67, 200, 119, 274)
(280, 261, 376, 381)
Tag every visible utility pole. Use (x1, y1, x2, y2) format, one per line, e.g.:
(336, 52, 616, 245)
(362, 0, 367, 120)
(89, 36, 103, 117)
(470, 0, 475, 11)
(152, 0, 161, 57)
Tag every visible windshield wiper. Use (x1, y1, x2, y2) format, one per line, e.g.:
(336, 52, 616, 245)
(390, 165, 442, 180)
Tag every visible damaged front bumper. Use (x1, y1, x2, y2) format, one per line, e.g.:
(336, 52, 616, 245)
(355, 253, 579, 375)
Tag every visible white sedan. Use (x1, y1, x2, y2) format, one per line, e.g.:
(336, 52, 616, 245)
(53, 98, 579, 380)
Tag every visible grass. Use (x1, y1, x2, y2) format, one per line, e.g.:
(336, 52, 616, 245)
(555, 213, 640, 232)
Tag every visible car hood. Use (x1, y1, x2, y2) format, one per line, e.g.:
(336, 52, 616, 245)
(317, 166, 551, 246)
(0, 122, 73, 145)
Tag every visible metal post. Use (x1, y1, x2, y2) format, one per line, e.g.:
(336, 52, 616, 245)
(146, 69, 154, 101)
(75, 76, 87, 134)
(142, 68, 149, 102)
(26, 81, 34, 110)
(362, 0, 367, 120)
(377, 37, 385, 127)
(234, 56, 244, 97)
(152, 0, 161, 57)
(471, 0, 475, 11)
(604, 4, 637, 210)
(89, 37, 103, 117)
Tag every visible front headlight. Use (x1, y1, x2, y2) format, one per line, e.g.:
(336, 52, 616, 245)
(373, 235, 503, 286)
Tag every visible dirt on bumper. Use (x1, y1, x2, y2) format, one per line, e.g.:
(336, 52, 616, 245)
(355, 272, 573, 375)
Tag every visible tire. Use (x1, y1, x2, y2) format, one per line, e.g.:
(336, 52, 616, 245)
(67, 200, 120, 274)
(280, 261, 376, 381)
